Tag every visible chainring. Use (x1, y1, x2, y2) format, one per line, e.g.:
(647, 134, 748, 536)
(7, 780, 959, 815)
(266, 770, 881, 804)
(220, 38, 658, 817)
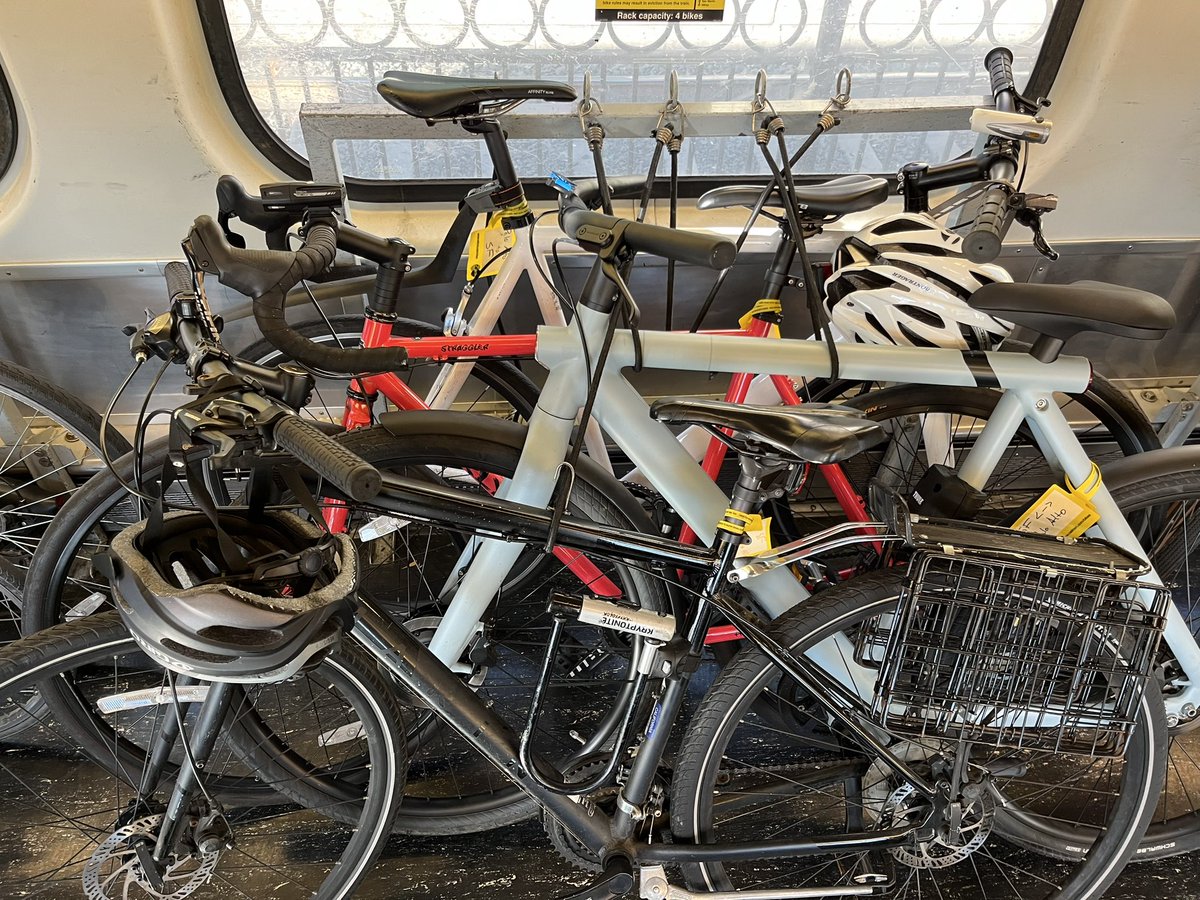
(542, 758, 620, 873)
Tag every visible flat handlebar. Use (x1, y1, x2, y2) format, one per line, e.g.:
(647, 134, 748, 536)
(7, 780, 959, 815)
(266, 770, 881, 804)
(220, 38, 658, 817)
(963, 46, 1018, 262)
(558, 194, 736, 270)
(161, 267, 384, 502)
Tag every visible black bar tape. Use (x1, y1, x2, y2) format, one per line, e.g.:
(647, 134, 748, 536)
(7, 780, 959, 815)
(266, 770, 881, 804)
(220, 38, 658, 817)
(560, 202, 735, 270)
(187, 213, 407, 374)
(273, 414, 382, 502)
(253, 286, 408, 374)
(963, 185, 1011, 263)
(163, 261, 193, 302)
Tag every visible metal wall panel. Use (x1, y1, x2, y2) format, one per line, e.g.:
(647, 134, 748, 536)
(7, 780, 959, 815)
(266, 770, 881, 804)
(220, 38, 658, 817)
(1, 237, 1197, 420)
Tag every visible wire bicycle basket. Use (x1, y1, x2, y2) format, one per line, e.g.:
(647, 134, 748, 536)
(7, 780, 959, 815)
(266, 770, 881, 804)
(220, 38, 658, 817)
(868, 516, 1169, 757)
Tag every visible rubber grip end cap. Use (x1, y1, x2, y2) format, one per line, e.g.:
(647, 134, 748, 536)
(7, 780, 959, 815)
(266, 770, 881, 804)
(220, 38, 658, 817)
(963, 232, 1002, 264)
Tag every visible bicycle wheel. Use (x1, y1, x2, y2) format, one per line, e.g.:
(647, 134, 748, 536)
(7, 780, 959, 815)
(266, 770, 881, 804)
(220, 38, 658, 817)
(24, 412, 669, 835)
(0, 611, 403, 898)
(237, 314, 541, 423)
(671, 570, 1166, 899)
(1091, 462, 1200, 860)
(0, 358, 131, 738)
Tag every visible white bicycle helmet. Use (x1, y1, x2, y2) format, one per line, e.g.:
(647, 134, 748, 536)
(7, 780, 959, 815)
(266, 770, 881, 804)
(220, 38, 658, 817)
(825, 212, 1014, 351)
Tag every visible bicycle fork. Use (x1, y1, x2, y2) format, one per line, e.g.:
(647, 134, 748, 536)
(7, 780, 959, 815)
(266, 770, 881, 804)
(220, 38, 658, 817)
(119, 677, 236, 889)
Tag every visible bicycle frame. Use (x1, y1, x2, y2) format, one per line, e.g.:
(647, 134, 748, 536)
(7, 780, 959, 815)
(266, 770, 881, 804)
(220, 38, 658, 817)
(334, 256, 883, 622)
(342, 500, 925, 888)
(412, 306, 1200, 719)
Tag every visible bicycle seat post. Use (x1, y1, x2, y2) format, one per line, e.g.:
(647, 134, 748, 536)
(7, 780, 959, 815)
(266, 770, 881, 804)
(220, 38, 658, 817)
(460, 118, 534, 227)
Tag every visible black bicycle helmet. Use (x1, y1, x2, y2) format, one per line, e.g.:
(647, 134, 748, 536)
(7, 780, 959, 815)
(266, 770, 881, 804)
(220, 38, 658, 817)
(100, 510, 358, 683)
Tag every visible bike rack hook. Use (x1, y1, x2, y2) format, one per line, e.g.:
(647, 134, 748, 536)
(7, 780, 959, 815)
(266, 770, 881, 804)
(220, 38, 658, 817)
(578, 72, 603, 123)
(831, 66, 852, 109)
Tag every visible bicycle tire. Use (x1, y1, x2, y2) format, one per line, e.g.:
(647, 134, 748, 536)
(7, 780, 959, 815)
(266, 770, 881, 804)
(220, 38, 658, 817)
(23, 413, 669, 835)
(1035, 461, 1200, 861)
(236, 313, 541, 424)
(671, 570, 1166, 899)
(0, 357, 131, 739)
(0, 611, 404, 898)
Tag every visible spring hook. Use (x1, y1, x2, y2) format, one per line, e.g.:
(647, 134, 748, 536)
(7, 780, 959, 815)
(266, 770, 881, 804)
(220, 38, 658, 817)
(653, 70, 685, 146)
(814, 67, 853, 132)
(828, 67, 853, 111)
(578, 72, 605, 150)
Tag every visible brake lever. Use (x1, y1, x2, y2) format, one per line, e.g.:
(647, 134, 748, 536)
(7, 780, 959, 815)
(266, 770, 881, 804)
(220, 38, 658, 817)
(1013, 196, 1060, 261)
(217, 211, 248, 250)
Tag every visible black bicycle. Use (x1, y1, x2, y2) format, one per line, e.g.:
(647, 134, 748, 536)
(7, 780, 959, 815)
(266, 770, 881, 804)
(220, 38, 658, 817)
(0, 197, 1169, 898)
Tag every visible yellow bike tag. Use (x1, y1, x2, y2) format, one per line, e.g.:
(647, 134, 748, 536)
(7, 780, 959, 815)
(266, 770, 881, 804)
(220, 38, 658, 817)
(738, 299, 783, 337)
(467, 217, 516, 280)
(1011, 462, 1103, 538)
(736, 515, 774, 558)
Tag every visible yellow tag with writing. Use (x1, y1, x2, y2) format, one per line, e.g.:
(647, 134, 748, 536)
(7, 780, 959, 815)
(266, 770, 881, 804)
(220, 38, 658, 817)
(467, 216, 516, 280)
(736, 515, 774, 558)
(1011, 463, 1103, 538)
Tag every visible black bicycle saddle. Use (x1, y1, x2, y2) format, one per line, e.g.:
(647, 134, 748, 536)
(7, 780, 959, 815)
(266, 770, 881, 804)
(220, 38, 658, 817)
(698, 176, 890, 218)
(378, 72, 576, 120)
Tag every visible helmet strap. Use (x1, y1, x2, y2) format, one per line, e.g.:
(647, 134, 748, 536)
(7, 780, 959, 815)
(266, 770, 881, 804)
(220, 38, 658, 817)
(145, 423, 249, 576)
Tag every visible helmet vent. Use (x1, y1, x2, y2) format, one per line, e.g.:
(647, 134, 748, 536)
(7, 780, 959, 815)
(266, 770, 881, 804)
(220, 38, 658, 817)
(897, 322, 938, 348)
(871, 219, 927, 236)
(897, 304, 945, 328)
(161, 638, 227, 664)
(200, 625, 285, 649)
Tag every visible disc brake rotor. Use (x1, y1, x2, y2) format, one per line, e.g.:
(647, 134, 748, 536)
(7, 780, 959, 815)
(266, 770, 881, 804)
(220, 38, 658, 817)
(83, 814, 219, 900)
(881, 782, 995, 869)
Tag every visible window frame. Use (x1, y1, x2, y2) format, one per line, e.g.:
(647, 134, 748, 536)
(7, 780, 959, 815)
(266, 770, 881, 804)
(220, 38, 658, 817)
(196, 0, 1084, 204)
(0, 53, 19, 184)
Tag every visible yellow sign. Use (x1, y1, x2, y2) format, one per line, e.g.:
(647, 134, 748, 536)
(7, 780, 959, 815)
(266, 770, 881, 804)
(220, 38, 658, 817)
(467, 217, 516, 281)
(1011, 463, 1103, 539)
(596, 0, 725, 22)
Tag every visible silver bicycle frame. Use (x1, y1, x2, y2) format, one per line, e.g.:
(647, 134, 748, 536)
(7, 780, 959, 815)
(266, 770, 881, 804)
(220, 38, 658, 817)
(423, 302, 1200, 717)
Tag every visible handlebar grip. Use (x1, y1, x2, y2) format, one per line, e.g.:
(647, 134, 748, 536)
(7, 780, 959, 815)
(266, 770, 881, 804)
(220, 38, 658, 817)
(164, 261, 193, 302)
(561, 204, 736, 270)
(574, 176, 649, 209)
(273, 415, 382, 503)
(963, 184, 1011, 263)
(985, 46, 1016, 113)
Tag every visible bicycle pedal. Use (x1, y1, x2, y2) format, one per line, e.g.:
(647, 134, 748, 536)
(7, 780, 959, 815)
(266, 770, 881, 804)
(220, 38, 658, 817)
(556, 854, 635, 900)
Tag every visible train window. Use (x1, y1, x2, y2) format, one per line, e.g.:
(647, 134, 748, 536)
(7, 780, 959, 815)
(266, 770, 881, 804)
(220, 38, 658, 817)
(0, 57, 17, 183)
(198, 0, 1080, 199)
